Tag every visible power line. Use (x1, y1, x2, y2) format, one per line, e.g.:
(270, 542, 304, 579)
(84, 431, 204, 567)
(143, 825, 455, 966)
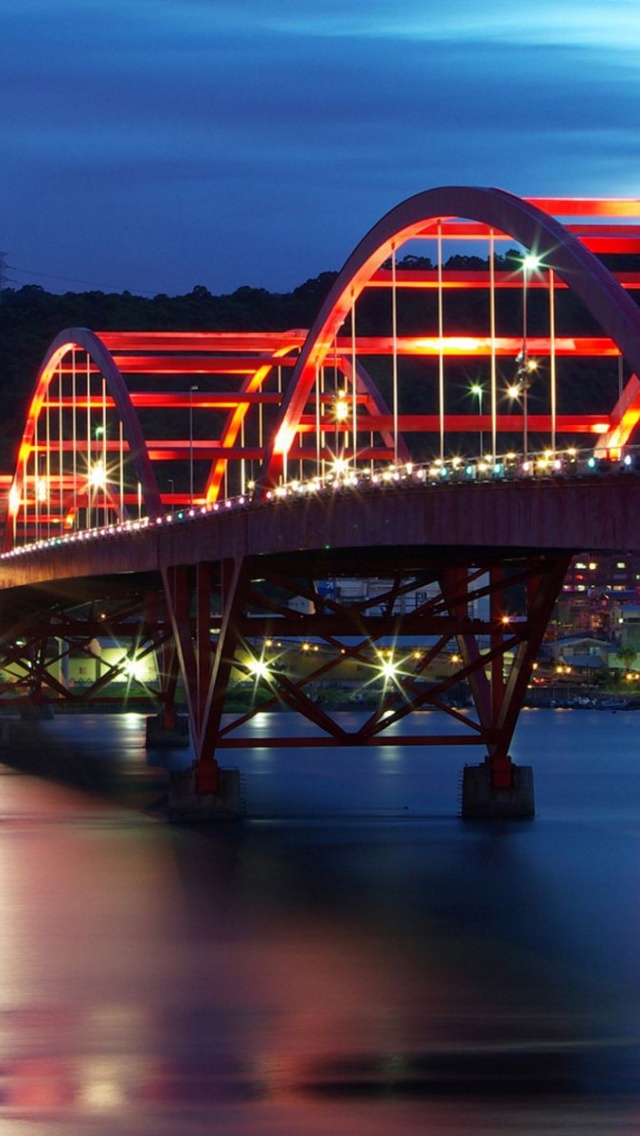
(6, 261, 159, 297)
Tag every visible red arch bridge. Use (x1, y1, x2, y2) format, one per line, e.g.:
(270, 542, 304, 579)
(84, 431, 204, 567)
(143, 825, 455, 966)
(2, 185, 640, 818)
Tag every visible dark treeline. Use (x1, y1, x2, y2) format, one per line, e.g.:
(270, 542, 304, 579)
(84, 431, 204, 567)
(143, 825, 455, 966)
(0, 250, 636, 469)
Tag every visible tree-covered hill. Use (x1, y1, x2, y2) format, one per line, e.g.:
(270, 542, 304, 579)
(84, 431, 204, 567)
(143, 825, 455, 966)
(0, 251, 636, 470)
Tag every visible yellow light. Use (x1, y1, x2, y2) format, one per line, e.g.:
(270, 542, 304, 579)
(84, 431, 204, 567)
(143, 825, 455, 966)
(8, 484, 20, 515)
(123, 657, 146, 682)
(507, 384, 521, 399)
(334, 395, 349, 421)
(247, 658, 271, 681)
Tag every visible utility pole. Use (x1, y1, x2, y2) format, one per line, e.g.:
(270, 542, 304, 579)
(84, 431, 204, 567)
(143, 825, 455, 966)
(0, 252, 7, 302)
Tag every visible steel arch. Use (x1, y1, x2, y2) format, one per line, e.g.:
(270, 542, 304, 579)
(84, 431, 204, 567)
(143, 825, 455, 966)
(258, 185, 640, 489)
(4, 328, 162, 551)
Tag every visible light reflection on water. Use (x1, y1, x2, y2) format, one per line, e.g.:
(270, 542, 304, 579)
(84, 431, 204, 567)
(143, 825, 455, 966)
(0, 709, 639, 1132)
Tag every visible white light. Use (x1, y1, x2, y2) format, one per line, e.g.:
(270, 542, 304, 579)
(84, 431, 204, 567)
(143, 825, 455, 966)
(247, 658, 271, 681)
(379, 658, 399, 681)
(88, 461, 107, 490)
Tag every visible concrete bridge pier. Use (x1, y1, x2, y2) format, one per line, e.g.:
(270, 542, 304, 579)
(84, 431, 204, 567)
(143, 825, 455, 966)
(168, 760, 242, 821)
(145, 710, 190, 749)
(461, 758, 534, 819)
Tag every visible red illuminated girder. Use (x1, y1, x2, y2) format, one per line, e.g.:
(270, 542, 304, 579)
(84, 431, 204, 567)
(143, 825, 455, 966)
(110, 355, 296, 374)
(146, 445, 266, 461)
(297, 414, 610, 435)
(368, 270, 640, 290)
(412, 218, 640, 242)
(333, 335, 620, 357)
(97, 331, 307, 352)
(42, 392, 283, 409)
(526, 198, 640, 215)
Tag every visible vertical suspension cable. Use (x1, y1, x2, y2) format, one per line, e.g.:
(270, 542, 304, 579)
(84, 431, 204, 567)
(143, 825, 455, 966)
(489, 230, 497, 461)
(22, 446, 28, 547)
(315, 363, 321, 474)
(277, 364, 284, 484)
(119, 420, 124, 521)
(45, 375, 51, 539)
(549, 267, 557, 457)
(86, 354, 91, 529)
(437, 220, 445, 460)
(391, 242, 399, 465)
(58, 358, 64, 531)
(72, 349, 77, 527)
(241, 416, 246, 496)
(102, 376, 107, 526)
(351, 289, 357, 469)
(34, 414, 39, 541)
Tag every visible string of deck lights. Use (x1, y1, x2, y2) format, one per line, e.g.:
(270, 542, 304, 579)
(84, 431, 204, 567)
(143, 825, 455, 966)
(2, 445, 639, 560)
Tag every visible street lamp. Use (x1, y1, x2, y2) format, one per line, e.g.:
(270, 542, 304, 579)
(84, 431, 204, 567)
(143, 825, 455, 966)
(189, 385, 198, 505)
(512, 356, 538, 462)
(470, 382, 484, 457)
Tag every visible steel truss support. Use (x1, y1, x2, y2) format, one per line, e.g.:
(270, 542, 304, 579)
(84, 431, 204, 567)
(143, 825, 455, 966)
(440, 553, 572, 789)
(0, 579, 170, 709)
(161, 558, 249, 795)
(158, 547, 572, 801)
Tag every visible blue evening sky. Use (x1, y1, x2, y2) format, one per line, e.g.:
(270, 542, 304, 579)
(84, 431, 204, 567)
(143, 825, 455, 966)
(1, 0, 638, 296)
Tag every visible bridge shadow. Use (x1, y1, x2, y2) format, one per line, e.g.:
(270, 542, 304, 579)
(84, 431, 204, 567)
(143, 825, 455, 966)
(0, 711, 172, 816)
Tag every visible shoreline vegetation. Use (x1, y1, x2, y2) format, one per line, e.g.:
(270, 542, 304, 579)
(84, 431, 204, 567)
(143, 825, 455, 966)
(3, 681, 640, 717)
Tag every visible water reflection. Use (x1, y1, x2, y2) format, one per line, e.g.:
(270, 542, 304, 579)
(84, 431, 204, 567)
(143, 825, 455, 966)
(0, 711, 639, 1132)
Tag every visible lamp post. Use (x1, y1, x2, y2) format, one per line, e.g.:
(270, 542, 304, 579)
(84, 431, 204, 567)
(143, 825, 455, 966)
(189, 386, 198, 505)
(470, 382, 484, 457)
(167, 479, 174, 511)
(508, 361, 537, 464)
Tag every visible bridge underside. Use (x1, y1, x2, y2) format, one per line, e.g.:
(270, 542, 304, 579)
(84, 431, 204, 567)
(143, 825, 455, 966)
(0, 543, 571, 816)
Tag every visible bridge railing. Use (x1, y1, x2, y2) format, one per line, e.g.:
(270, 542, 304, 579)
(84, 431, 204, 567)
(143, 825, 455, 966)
(3, 442, 639, 561)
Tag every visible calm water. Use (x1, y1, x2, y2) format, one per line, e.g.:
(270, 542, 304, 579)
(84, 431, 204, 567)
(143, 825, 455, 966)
(0, 708, 640, 1134)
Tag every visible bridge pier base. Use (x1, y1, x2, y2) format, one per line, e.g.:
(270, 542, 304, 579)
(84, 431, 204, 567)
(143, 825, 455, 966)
(145, 712, 190, 749)
(461, 761, 534, 819)
(168, 765, 242, 822)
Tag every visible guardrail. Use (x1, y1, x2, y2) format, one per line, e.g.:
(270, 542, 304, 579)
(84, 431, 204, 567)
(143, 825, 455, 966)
(3, 445, 639, 560)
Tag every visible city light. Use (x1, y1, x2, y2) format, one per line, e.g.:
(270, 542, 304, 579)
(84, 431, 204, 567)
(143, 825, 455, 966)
(379, 657, 399, 681)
